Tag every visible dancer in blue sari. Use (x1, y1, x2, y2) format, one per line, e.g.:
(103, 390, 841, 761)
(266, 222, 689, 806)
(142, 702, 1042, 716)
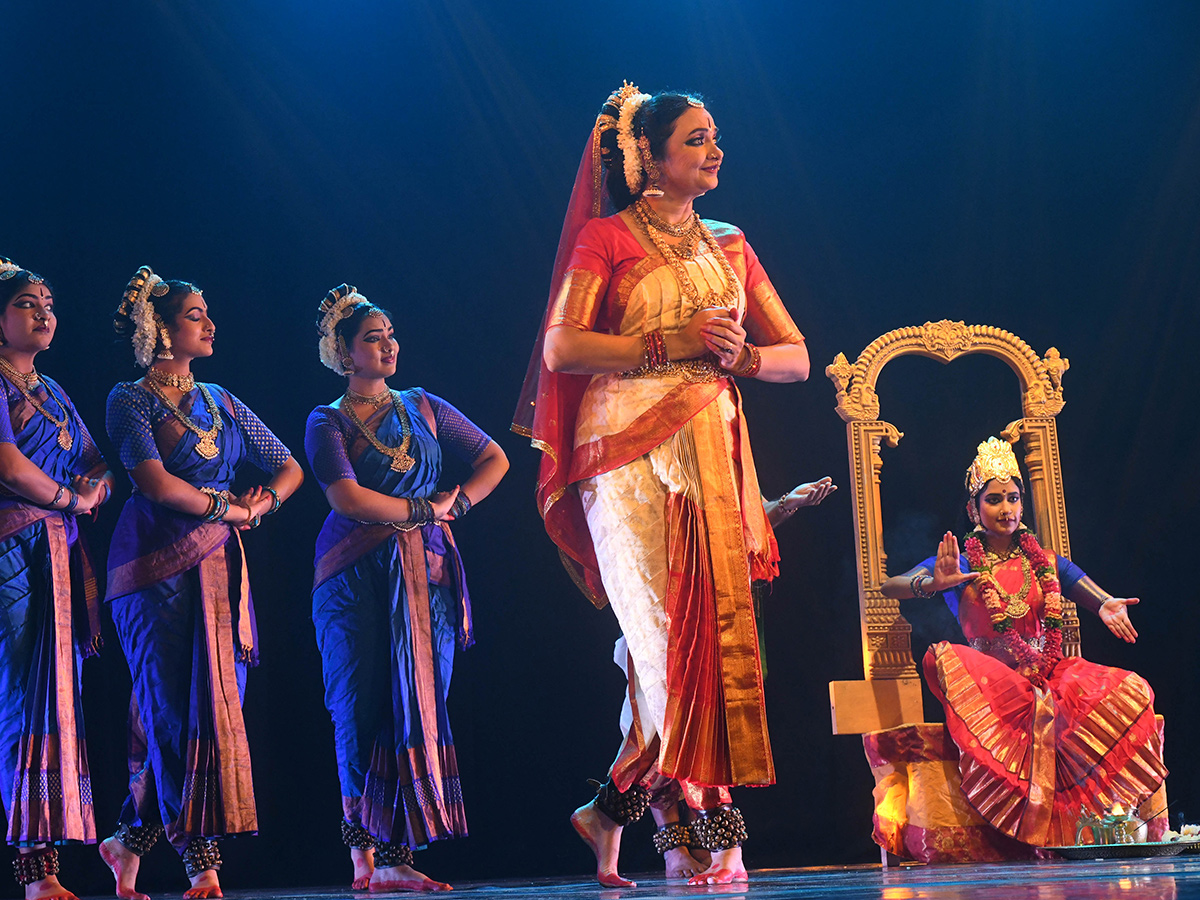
(99, 267, 304, 900)
(306, 285, 507, 892)
(0, 259, 113, 900)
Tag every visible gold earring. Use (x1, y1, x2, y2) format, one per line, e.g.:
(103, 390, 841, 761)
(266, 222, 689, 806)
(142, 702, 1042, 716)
(637, 136, 664, 198)
(156, 323, 174, 360)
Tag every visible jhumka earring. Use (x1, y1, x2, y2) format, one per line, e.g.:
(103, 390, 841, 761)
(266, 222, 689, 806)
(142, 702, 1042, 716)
(156, 323, 174, 360)
(638, 136, 664, 198)
(337, 335, 355, 374)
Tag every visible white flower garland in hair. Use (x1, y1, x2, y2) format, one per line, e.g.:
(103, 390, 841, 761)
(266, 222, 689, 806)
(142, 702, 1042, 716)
(130, 273, 165, 368)
(616, 89, 651, 194)
(0, 259, 21, 280)
(318, 291, 371, 374)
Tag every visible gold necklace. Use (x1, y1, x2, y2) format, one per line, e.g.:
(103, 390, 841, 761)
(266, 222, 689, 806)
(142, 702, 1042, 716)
(345, 386, 392, 408)
(343, 389, 415, 473)
(0, 356, 72, 450)
(0, 355, 39, 388)
(143, 377, 224, 459)
(631, 200, 741, 308)
(633, 199, 703, 257)
(147, 366, 196, 392)
(987, 552, 1032, 618)
(639, 201, 700, 238)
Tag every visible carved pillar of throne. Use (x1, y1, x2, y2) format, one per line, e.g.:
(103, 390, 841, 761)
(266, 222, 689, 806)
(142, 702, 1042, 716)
(826, 322, 1166, 863)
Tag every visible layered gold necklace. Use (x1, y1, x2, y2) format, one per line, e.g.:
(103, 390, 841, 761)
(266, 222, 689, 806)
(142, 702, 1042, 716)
(143, 376, 224, 460)
(0, 355, 73, 450)
(344, 386, 392, 408)
(343, 389, 415, 473)
(630, 199, 741, 311)
(147, 366, 196, 392)
(983, 540, 1033, 618)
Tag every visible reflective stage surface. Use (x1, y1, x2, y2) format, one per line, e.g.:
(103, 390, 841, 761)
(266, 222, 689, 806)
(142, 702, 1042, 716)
(73, 856, 1200, 900)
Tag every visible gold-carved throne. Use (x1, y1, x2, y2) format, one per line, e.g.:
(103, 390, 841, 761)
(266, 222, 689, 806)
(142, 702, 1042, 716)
(825, 321, 1165, 863)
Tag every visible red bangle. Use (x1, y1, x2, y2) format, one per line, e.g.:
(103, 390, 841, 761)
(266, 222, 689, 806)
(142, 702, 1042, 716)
(643, 329, 668, 368)
(734, 344, 762, 378)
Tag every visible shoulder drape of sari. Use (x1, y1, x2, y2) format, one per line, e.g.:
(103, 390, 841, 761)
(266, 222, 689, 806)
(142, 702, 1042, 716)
(0, 375, 106, 843)
(524, 217, 799, 609)
(0, 376, 105, 656)
(106, 383, 258, 662)
(311, 389, 473, 649)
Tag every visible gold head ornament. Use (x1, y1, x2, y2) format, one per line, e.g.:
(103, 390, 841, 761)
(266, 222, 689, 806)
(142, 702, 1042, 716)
(0, 258, 43, 284)
(966, 436, 1022, 495)
(317, 283, 384, 375)
(116, 265, 171, 367)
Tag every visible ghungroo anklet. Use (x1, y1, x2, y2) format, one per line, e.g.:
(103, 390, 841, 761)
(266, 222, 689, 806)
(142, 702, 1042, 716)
(652, 822, 694, 854)
(182, 837, 222, 878)
(373, 841, 414, 868)
(13, 847, 59, 885)
(590, 778, 649, 826)
(114, 823, 164, 856)
(691, 804, 748, 851)
(341, 819, 376, 850)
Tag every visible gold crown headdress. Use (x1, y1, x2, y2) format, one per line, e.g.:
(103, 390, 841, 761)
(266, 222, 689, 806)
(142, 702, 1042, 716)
(965, 437, 1022, 495)
(0, 258, 43, 284)
(317, 283, 383, 375)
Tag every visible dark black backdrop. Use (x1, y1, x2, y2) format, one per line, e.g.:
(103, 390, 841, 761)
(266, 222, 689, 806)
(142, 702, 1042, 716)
(3, 0, 1199, 893)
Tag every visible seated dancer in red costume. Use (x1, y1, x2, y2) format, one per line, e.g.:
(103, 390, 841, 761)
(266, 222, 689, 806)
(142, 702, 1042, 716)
(515, 81, 810, 886)
(881, 438, 1167, 848)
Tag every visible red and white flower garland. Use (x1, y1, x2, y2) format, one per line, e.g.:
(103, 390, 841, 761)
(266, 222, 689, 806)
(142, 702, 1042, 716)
(963, 527, 1064, 687)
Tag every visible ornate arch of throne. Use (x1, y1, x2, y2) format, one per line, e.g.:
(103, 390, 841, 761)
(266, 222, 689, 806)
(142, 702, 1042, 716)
(825, 321, 1165, 864)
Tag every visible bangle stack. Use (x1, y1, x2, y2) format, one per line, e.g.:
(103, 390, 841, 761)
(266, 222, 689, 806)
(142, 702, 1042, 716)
(732, 343, 763, 378)
(642, 329, 668, 369)
(200, 487, 231, 522)
(264, 486, 282, 515)
(408, 497, 434, 526)
(450, 492, 471, 519)
(910, 573, 936, 599)
(64, 490, 79, 513)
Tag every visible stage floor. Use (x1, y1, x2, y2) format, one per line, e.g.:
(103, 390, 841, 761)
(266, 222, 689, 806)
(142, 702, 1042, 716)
(74, 856, 1200, 899)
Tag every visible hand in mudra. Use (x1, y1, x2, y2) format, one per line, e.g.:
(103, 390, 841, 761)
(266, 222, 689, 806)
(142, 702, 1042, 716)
(700, 306, 747, 368)
(781, 477, 837, 510)
(931, 531, 980, 592)
(1099, 597, 1139, 643)
(430, 487, 460, 522)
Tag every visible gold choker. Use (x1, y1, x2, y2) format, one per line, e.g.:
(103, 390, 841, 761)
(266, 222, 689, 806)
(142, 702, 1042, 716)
(344, 387, 392, 408)
(147, 367, 195, 392)
(0, 355, 39, 388)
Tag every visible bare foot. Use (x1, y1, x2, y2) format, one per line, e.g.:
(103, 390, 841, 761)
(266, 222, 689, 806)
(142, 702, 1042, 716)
(23, 873, 78, 900)
(570, 800, 633, 888)
(368, 864, 451, 892)
(100, 838, 149, 900)
(351, 847, 374, 890)
(664, 846, 707, 879)
(182, 869, 222, 899)
(686, 847, 748, 886)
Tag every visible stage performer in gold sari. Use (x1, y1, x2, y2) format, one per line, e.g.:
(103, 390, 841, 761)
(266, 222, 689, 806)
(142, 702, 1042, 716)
(514, 82, 809, 886)
(882, 438, 1167, 850)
